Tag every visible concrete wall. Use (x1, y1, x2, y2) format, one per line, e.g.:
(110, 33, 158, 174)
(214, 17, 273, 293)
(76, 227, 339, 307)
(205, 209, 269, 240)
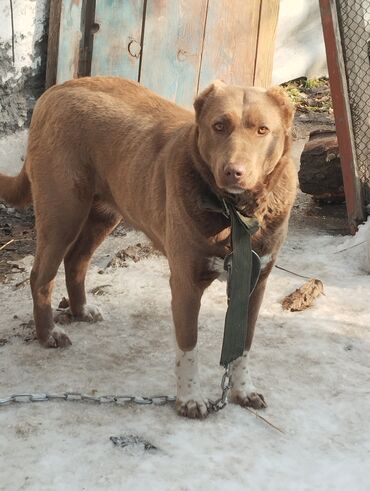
(273, 0, 328, 84)
(0, 0, 48, 136)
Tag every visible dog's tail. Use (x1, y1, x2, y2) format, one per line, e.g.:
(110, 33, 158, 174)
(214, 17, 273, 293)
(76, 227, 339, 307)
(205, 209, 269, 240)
(0, 164, 32, 208)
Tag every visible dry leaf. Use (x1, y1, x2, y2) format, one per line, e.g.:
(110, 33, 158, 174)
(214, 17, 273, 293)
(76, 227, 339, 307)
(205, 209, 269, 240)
(282, 278, 324, 312)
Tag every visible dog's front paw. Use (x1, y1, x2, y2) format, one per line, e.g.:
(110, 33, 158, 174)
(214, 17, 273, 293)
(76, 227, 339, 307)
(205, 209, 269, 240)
(231, 390, 267, 409)
(176, 397, 209, 419)
(42, 327, 72, 348)
(175, 348, 209, 419)
(230, 350, 267, 410)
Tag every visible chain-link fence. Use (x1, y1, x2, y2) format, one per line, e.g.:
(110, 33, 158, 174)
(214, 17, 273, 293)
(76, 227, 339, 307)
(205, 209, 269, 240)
(336, 0, 370, 205)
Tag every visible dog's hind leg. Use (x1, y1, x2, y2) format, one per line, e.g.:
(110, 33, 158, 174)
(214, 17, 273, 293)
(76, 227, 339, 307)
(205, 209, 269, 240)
(30, 188, 93, 348)
(58, 203, 121, 323)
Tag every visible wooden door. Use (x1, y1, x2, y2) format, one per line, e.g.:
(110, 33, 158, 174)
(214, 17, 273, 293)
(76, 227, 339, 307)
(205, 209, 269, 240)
(52, 0, 279, 106)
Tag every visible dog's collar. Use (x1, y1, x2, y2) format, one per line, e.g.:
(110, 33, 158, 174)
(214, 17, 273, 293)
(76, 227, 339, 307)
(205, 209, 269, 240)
(199, 188, 260, 234)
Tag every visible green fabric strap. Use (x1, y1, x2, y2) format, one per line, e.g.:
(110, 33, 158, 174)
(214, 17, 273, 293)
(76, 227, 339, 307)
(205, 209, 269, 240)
(198, 193, 260, 367)
(220, 201, 260, 367)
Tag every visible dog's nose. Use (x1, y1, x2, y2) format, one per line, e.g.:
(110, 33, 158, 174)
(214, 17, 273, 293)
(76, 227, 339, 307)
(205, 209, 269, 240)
(223, 164, 246, 184)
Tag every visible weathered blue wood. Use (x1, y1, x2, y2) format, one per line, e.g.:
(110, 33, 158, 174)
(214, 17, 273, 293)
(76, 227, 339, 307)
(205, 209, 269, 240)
(198, 0, 261, 92)
(91, 0, 145, 80)
(56, 0, 83, 83)
(139, 0, 208, 107)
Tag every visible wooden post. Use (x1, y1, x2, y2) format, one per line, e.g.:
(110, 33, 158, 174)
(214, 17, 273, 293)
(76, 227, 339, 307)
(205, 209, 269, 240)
(45, 0, 62, 88)
(253, 0, 280, 87)
(319, 0, 365, 232)
(198, 0, 261, 91)
(78, 0, 96, 78)
(56, 0, 84, 84)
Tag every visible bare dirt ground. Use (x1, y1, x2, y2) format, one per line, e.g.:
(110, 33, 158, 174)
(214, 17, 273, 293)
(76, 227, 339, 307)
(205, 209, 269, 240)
(0, 205, 35, 288)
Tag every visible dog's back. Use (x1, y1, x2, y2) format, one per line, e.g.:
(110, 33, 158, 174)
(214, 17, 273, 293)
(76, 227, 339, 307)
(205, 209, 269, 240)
(20, 79, 192, 243)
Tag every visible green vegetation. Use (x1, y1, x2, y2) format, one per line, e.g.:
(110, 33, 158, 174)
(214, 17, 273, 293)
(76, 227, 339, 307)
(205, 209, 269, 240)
(282, 78, 332, 113)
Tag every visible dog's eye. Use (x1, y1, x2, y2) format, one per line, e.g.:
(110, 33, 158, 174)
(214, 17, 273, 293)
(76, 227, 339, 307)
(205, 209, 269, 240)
(213, 122, 225, 132)
(257, 126, 269, 135)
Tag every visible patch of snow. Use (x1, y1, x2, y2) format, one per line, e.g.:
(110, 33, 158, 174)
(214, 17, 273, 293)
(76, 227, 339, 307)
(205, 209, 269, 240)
(273, 0, 328, 84)
(0, 130, 28, 175)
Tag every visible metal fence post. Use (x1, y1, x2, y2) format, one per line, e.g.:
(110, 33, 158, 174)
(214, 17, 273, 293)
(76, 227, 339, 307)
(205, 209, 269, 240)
(319, 0, 366, 232)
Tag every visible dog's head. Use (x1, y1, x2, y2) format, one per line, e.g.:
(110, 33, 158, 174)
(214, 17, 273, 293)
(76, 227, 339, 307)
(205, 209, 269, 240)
(193, 81, 294, 196)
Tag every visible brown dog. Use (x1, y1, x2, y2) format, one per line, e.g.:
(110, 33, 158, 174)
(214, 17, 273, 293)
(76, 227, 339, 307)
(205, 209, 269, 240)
(0, 77, 296, 418)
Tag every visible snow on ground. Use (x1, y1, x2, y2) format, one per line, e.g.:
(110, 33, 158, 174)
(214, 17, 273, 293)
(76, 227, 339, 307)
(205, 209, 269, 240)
(0, 131, 28, 175)
(0, 215, 369, 491)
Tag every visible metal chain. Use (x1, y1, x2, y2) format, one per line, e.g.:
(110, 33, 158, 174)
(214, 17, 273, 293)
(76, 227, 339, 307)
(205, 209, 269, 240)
(208, 364, 232, 412)
(0, 392, 176, 407)
(0, 365, 232, 413)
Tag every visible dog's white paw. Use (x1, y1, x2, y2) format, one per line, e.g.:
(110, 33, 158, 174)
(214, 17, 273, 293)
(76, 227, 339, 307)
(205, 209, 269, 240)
(176, 397, 209, 419)
(175, 347, 209, 419)
(44, 327, 72, 348)
(230, 389, 267, 409)
(230, 350, 267, 410)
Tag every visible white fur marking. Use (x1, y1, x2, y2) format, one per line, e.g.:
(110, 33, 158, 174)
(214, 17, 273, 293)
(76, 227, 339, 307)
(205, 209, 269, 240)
(175, 347, 208, 416)
(208, 256, 227, 281)
(260, 254, 273, 270)
(210, 253, 273, 280)
(231, 350, 256, 396)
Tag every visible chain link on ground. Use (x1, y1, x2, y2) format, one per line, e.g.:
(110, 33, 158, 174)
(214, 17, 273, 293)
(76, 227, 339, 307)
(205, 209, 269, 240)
(0, 365, 232, 413)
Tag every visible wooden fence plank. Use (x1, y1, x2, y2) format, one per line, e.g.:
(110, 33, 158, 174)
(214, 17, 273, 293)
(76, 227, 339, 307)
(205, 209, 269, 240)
(56, 0, 83, 83)
(91, 0, 145, 80)
(46, 0, 63, 88)
(139, 0, 208, 106)
(198, 0, 261, 92)
(253, 0, 279, 87)
(78, 0, 96, 78)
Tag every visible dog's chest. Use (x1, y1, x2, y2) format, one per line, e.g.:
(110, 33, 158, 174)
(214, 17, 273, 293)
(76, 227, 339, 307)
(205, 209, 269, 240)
(204, 210, 283, 280)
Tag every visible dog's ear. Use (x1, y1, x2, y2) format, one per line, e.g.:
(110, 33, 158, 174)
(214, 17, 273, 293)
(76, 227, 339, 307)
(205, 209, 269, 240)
(266, 86, 295, 132)
(194, 80, 226, 121)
